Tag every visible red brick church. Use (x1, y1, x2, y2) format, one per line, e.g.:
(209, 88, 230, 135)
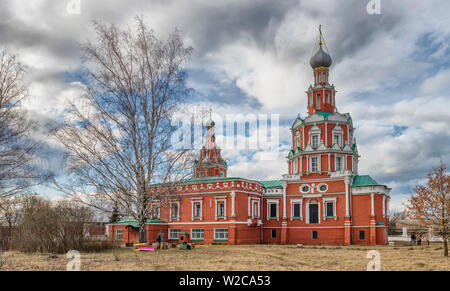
(107, 29, 391, 246)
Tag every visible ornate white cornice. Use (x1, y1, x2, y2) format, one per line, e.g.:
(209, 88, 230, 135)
(351, 185, 391, 196)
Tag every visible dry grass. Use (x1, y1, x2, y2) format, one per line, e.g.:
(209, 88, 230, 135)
(1, 243, 449, 271)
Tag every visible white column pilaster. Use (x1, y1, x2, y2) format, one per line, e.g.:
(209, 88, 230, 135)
(282, 181, 287, 219)
(344, 177, 350, 217)
(371, 193, 375, 216)
(231, 191, 236, 217)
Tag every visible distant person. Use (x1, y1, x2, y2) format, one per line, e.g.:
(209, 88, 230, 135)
(417, 232, 422, 246)
(156, 230, 164, 249)
(411, 232, 416, 245)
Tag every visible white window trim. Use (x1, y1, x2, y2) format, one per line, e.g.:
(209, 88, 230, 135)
(310, 155, 321, 172)
(191, 200, 203, 221)
(311, 134, 319, 148)
(305, 199, 321, 224)
(333, 133, 342, 147)
(215, 199, 227, 220)
(323, 197, 337, 220)
(214, 228, 229, 240)
(169, 201, 180, 221)
(290, 199, 303, 221)
(168, 228, 181, 240)
(266, 199, 280, 221)
(116, 229, 123, 241)
(190, 228, 204, 240)
(251, 199, 260, 218)
(151, 206, 160, 219)
(335, 155, 343, 172)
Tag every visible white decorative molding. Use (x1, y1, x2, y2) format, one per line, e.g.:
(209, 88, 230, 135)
(300, 184, 311, 194)
(351, 185, 391, 195)
(317, 183, 328, 193)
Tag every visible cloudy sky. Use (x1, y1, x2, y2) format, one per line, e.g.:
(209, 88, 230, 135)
(1, 0, 450, 210)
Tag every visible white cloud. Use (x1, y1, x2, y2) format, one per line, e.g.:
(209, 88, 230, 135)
(420, 69, 450, 95)
(1, 0, 450, 203)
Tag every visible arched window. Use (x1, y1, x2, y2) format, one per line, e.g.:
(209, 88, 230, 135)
(309, 94, 313, 107)
(316, 94, 321, 110)
(326, 92, 330, 104)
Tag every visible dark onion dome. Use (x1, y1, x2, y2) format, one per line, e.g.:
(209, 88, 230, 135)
(205, 118, 215, 127)
(310, 45, 332, 69)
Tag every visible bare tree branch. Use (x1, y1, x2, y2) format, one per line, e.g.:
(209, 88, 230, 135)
(53, 17, 194, 243)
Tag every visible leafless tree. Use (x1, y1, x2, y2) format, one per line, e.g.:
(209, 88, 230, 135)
(12, 196, 96, 253)
(387, 209, 406, 235)
(406, 162, 449, 256)
(0, 50, 50, 198)
(53, 17, 194, 243)
(0, 194, 30, 248)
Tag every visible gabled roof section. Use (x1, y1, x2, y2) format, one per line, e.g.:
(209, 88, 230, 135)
(259, 180, 283, 189)
(352, 175, 380, 187)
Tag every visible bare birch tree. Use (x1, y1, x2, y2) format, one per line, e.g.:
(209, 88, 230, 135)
(407, 162, 449, 256)
(53, 17, 194, 243)
(0, 50, 48, 198)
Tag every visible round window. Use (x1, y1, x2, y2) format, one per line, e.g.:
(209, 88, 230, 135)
(319, 184, 328, 192)
(301, 185, 310, 193)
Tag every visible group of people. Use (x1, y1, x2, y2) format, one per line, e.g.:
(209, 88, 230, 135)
(410, 232, 423, 245)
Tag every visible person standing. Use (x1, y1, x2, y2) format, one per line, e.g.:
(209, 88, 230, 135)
(411, 232, 416, 245)
(156, 230, 164, 249)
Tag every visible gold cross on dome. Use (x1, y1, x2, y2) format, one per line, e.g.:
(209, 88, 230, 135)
(319, 24, 323, 46)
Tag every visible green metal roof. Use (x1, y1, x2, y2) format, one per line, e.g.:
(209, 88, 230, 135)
(106, 218, 168, 227)
(376, 221, 384, 225)
(351, 175, 380, 187)
(259, 180, 283, 189)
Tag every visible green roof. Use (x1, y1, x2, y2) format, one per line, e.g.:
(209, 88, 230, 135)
(315, 112, 334, 119)
(107, 218, 168, 227)
(259, 180, 282, 189)
(352, 175, 380, 187)
(376, 221, 384, 225)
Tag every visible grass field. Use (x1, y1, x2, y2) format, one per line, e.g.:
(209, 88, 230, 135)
(1, 243, 449, 271)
